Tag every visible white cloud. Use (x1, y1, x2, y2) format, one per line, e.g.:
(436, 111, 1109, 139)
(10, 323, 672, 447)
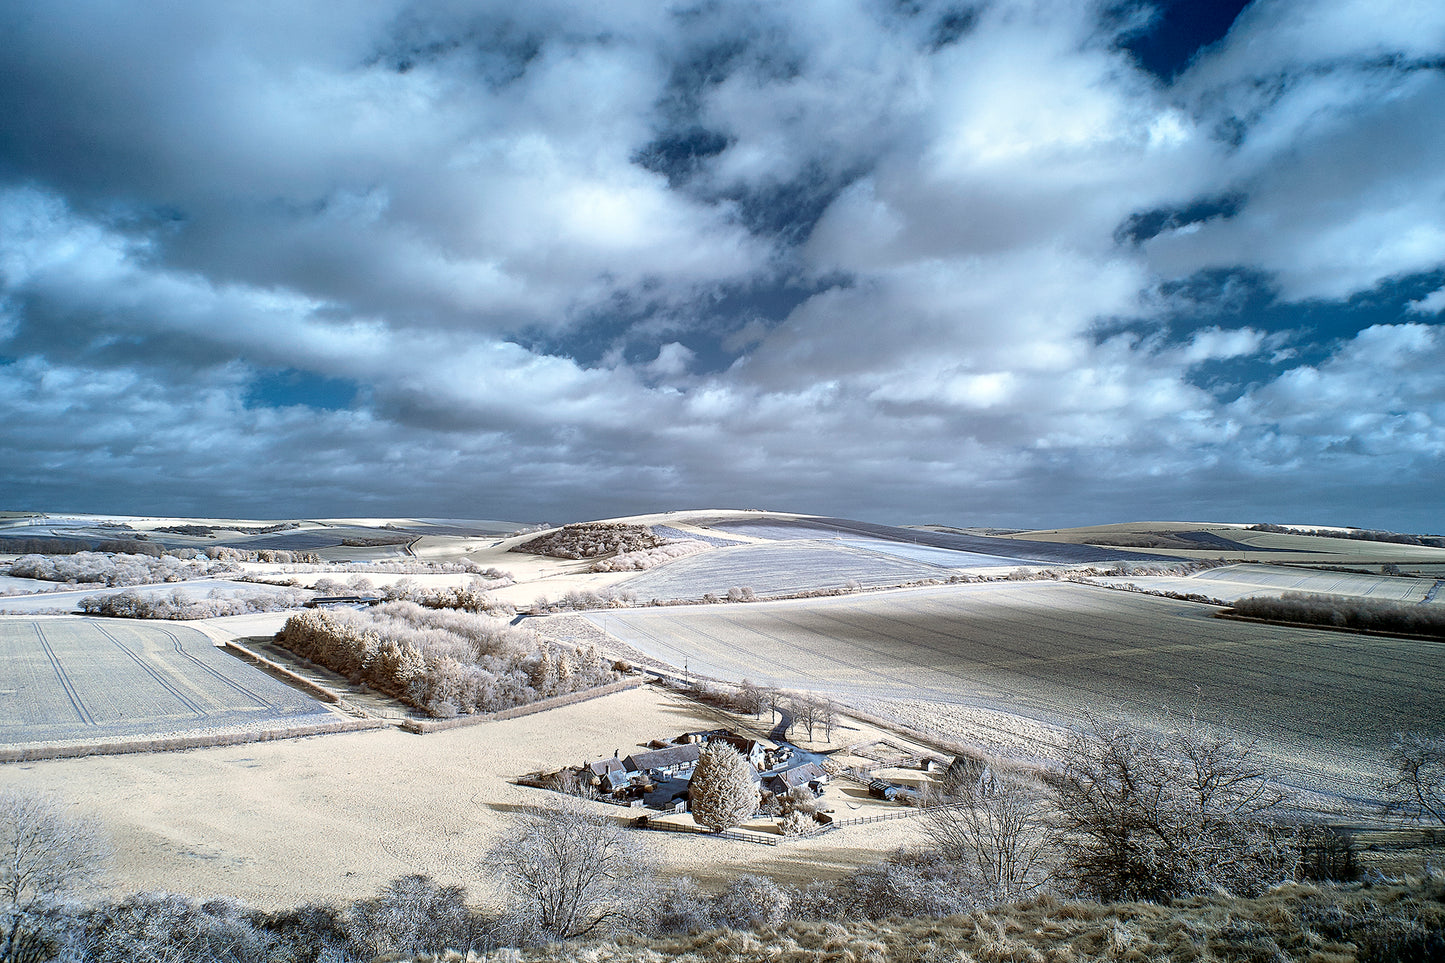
(0, 0, 1442, 528)
(1406, 286, 1445, 316)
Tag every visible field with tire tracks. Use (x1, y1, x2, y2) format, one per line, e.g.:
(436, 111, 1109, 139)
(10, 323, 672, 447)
(581, 581, 1445, 801)
(0, 617, 331, 745)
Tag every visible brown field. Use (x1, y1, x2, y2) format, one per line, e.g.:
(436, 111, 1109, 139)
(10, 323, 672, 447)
(0, 684, 930, 908)
(580, 581, 1445, 803)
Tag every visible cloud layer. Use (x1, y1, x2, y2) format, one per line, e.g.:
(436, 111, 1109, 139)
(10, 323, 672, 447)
(1, 0, 1442, 529)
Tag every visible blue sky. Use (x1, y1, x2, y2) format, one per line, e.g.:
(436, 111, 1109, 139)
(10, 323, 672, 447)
(1, 0, 1443, 531)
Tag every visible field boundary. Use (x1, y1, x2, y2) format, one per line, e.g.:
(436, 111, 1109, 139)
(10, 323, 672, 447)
(634, 819, 780, 846)
(222, 640, 344, 703)
(1214, 611, 1445, 643)
(398, 677, 644, 733)
(0, 716, 389, 764)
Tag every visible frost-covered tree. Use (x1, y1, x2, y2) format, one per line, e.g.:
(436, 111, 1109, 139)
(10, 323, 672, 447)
(1053, 714, 1291, 902)
(0, 791, 109, 963)
(689, 743, 758, 833)
(488, 801, 649, 940)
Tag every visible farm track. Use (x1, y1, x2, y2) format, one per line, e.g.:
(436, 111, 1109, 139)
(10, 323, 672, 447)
(157, 625, 279, 712)
(91, 622, 206, 718)
(31, 623, 95, 726)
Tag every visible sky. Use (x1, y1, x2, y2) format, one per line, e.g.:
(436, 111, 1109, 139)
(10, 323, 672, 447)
(1, 0, 1443, 531)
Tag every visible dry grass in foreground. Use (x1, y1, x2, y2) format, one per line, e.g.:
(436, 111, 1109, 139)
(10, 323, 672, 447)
(408, 874, 1445, 962)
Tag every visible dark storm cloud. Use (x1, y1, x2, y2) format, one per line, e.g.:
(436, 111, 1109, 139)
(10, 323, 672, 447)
(0, 0, 1443, 530)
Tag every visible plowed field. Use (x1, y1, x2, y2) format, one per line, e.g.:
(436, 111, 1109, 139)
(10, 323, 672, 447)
(0, 618, 330, 744)
(582, 582, 1445, 799)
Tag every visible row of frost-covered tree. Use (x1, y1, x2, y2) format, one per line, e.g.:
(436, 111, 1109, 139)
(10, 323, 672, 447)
(273, 602, 615, 717)
(1231, 591, 1445, 638)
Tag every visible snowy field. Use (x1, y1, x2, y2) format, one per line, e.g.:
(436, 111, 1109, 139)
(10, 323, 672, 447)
(583, 581, 1445, 798)
(1096, 563, 1445, 604)
(0, 618, 331, 745)
(712, 515, 1173, 564)
(616, 541, 953, 600)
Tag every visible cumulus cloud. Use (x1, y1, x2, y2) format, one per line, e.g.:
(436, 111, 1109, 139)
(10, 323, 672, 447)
(0, 0, 1442, 529)
(1407, 287, 1445, 316)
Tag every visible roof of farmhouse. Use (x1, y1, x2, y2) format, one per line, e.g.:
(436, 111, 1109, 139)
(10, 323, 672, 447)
(772, 762, 828, 789)
(624, 743, 702, 772)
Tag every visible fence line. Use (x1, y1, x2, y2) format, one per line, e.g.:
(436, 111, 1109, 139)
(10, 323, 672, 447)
(831, 801, 965, 828)
(0, 716, 390, 764)
(399, 678, 644, 733)
(634, 821, 780, 846)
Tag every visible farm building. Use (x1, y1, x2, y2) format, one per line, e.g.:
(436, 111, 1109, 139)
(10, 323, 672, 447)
(765, 761, 828, 796)
(588, 756, 624, 778)
(623, 743, 702, 776)
(713, 733, 770, 769)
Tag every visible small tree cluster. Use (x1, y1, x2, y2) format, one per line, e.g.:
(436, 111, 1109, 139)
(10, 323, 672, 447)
(7, 552, 231, 587)
(590, 540, 711, 572)
(274, 602, 614, 716)
(511, 523, 665, 559)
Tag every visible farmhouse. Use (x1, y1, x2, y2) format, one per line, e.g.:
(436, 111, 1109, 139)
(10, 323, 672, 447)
(623, 743, 702, 776)
(765, 761, 828, 796)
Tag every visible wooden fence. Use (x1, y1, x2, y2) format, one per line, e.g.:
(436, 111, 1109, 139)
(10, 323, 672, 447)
(634, 820, 780, 846)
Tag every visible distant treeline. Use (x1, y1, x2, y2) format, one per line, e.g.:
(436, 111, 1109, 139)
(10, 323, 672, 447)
(0, 536, 165, 556)
(1247, 523, 1445, 548)
(274, 602, 615, 717)
(153, 522, 300, 536)
(1229, 591, 1445, 638)
(6, 548, 319, 586)
(78, 587, 313, 620)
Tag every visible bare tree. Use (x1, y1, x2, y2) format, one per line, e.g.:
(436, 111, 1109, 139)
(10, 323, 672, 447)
(1381, 732, 1445, 825)
(921, 782, 1050, 903)
(1052, 714, 1291, 902)
(0, 790, 109, 963)
(793, 698, 817, 741)
(690, 743, 759, 833)
(735, 680, 766, 718)
(486, 800, 649, 941)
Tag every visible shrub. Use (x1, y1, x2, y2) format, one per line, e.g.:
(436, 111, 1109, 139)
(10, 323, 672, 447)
(713, 875, 792, 930)
(1052, 714, 1293, 902)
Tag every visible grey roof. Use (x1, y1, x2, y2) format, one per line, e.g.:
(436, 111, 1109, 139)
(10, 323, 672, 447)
(773, 762, 828, 789)
(588, 757, 623, 776)
(624, 743, 701, 772)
